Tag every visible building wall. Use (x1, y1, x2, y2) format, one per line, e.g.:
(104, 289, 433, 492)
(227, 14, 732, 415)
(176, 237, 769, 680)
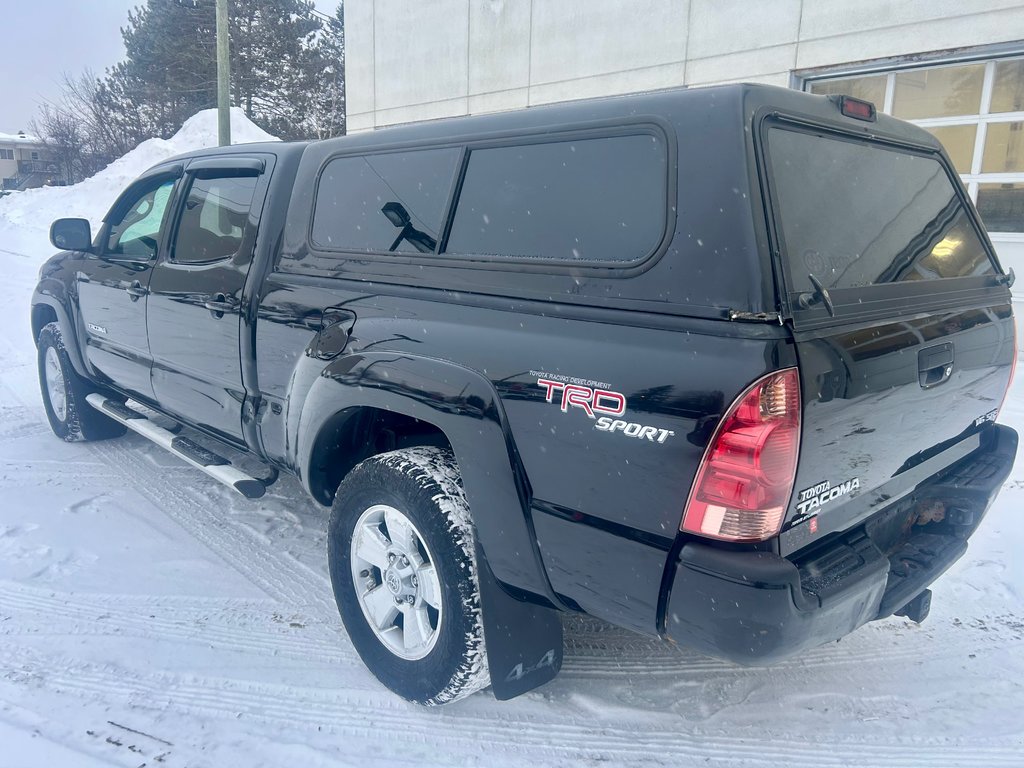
(0, 155, 17, 181)
(345, 0, 1024, 131)
(1, 140, 58, 190)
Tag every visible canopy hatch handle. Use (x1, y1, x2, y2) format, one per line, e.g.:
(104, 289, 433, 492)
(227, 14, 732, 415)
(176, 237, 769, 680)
(797, 273, 836, 317)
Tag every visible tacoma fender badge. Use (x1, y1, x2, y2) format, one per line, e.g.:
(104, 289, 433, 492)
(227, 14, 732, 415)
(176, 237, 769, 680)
(794, 476, 861, 520)
(974, 409, 997, 428)
(87, 322, 107, 335)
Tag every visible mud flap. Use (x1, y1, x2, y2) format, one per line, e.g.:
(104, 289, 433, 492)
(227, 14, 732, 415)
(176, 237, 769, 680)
(476, 543, 563, 700)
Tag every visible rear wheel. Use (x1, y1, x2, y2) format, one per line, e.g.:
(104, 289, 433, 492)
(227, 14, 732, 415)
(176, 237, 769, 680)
(327, 447, 490, 705)
(37, 321, 125, 442)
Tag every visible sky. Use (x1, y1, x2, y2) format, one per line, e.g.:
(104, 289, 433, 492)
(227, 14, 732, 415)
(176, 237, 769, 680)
(1, 0, 338, 134)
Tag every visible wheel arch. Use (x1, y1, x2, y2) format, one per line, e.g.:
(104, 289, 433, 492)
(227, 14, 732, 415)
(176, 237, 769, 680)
(306, 405, 452, 506)
(295, 351, 561, 607)
(31, 288, 89, 377)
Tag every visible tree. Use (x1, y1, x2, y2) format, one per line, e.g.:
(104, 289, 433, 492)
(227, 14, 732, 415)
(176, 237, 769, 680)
(307, 2, 346, 139)
(31, 71, 135, 184)
(33, 0, 347, 179)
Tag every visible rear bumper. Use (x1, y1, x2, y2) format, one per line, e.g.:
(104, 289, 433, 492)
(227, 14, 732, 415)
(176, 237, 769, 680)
(664, 424, 1017, 664)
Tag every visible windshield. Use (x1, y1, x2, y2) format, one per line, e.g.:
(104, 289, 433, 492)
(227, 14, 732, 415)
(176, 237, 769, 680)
(767, 127, 996, 295)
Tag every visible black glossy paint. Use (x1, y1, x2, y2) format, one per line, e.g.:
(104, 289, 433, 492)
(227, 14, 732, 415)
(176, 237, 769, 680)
(147, 154, 275, 443)
(30, 83, 1017, 654)
(75, 253, 156, 400)
(781, 304, 1015, 555)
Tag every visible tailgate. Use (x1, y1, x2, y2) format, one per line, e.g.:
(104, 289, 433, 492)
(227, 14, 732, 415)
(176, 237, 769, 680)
(761, 120, 1015, 556)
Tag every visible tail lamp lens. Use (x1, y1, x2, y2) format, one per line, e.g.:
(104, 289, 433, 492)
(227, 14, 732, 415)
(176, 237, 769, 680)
(836, 95, 877, 121)
(681, 368, 801, 542)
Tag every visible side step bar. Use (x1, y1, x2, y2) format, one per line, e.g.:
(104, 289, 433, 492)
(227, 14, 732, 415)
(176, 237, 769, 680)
(86, 394, 267, 499)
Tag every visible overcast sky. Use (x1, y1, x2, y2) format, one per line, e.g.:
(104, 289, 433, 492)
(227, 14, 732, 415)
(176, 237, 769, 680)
(2, 1, 338, 133)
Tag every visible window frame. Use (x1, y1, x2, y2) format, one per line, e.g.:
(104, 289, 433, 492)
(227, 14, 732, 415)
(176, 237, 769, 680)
(306, 118, 676, 274)
(798, 50, 1024, 241)
(310, 144, 465, 256)
(756, 113, 1005, 329)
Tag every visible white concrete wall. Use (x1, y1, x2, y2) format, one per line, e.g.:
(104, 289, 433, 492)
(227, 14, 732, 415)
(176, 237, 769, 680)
(345, 0, 1024, 132)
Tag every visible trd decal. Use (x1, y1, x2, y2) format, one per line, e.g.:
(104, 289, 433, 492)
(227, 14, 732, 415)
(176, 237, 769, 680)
(595, 417, 674, 444)
(794, 476, 861, 519)
(536, 378, 625, 417)
(532, 372, 674, 444)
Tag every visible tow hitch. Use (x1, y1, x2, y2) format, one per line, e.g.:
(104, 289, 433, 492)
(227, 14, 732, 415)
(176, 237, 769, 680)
(895, 588, 932, 624)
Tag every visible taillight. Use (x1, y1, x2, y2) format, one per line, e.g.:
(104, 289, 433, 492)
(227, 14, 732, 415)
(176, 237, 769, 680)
(681, 369, 801, 542)
(829, 94, 877, 121)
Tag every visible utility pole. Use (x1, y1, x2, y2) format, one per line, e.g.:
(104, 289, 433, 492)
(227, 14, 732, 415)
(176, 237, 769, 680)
(216, 0, 231, 146)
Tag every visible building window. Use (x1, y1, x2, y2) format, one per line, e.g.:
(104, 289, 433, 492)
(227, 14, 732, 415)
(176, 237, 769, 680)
(0, 149, 14, 160)
(30, 151, 40, 160)
(805, 56, 1024, 237)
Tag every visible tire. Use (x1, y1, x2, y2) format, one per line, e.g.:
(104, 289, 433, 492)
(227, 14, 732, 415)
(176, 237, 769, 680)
(327, 447, 490, 705)
(37, 321, 126, 442)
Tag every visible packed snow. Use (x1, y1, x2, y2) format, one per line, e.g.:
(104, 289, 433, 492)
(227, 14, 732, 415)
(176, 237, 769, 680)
(0, 112, 1022, 768)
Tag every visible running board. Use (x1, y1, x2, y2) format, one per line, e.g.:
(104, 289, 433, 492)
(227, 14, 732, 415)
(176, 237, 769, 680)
(85, 394, 267, 499)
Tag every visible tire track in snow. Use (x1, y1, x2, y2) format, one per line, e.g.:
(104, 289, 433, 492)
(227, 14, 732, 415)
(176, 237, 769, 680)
(7, 578, 1011, 691)
(0, 581, 352, 666)
(88, 437, 337, 613)
(1, 643, 1020, 768)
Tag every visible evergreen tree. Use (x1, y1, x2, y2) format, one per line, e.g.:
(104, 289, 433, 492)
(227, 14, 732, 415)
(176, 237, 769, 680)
(87, 0, 346, 147)
(308, 2, 346, 139)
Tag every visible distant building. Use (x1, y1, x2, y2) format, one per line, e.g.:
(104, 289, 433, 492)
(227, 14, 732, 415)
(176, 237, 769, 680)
(344, 0, 1024, 278)
(0, 131, 64, 191)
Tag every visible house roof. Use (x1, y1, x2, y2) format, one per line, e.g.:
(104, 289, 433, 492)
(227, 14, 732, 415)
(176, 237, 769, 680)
(0, 132, 43, 145)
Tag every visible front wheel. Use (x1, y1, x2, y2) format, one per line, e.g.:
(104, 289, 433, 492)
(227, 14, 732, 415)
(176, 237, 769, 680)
(328, 447, 490, 705)
(37, 321, 126, 442)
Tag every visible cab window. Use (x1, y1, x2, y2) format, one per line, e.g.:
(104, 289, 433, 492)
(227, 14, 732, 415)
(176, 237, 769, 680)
(172, 174, 258, 264)
(106, 180, 175, 259)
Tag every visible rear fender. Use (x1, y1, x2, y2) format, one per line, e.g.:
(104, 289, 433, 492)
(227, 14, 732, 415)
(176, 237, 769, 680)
(295, 351, 562, 608)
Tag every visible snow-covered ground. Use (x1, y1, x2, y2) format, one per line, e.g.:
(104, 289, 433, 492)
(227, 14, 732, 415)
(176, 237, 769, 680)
(1, 112, 1022, 768)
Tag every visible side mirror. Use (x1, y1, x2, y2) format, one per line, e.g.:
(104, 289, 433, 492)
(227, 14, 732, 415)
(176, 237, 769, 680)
(50, 218, 92, 251)
(381, 201, 411, 228)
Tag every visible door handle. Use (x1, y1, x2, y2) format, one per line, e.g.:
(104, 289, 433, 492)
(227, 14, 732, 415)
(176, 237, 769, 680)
(204, 293, 236, 318)
(126, 280, 148, 301)
(919, 343, 954, 389)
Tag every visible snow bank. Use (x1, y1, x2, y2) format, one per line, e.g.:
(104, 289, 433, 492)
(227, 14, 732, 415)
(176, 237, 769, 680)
(0, 108, 278, 258)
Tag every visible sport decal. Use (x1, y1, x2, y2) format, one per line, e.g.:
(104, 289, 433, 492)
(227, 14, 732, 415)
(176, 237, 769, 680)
(531, 371, 675, 444)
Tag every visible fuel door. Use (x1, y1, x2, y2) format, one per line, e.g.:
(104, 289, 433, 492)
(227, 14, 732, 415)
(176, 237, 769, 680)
(308, 307, 356, 360)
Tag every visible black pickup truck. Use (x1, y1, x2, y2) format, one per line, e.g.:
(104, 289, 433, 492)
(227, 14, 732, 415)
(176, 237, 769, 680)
(32, 83, 1018, 705)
